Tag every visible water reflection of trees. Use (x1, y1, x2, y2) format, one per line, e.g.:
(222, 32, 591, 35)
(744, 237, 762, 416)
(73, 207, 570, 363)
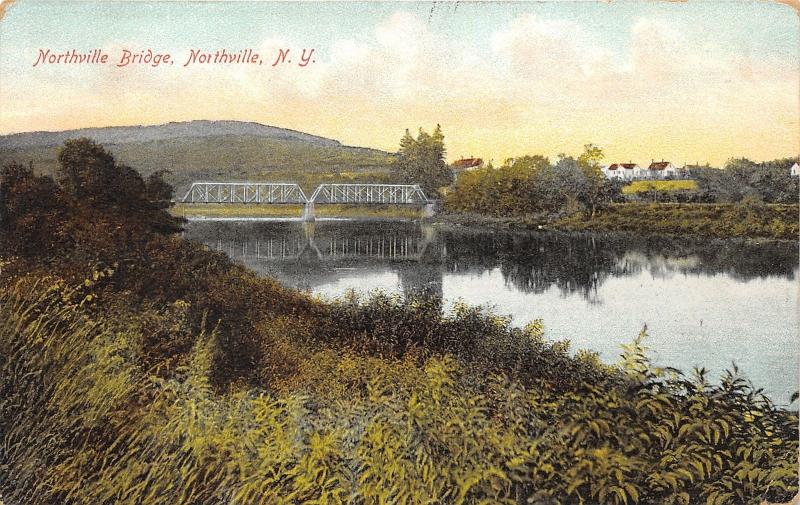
(439, 230, 797, 299)
(184, 221, 798, 300)
(440, 231, 623, 299)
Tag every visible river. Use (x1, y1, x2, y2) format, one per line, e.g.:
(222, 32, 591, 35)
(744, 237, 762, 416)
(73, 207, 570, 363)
(184, 219, 799, 402)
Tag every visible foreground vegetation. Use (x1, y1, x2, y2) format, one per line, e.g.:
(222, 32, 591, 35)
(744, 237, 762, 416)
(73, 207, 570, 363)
(1, 272, 797, 505)
(1, 139, 798, 504)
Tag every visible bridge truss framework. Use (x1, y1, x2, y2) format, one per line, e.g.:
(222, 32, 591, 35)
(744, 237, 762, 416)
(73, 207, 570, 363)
(309, 184, 429, 205)
(182, 182, 430, 205)
(182, 182, 308, 204)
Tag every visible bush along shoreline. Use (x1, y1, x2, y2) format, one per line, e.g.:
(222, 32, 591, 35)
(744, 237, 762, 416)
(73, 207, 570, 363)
(0, 140, 797, 504)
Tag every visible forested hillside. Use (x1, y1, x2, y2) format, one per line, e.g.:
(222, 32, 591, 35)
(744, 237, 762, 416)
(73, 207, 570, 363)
(0, 121, 397, 195)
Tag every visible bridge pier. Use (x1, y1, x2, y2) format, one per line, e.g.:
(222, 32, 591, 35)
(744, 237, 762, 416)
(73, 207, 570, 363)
(423, 202, 436, 218)
(302, 202, 315, 221)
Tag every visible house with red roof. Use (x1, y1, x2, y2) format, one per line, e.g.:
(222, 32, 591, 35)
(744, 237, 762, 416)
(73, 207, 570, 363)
(602, 162, 645, 180)
(451, 157, 483, 177)
(647, 160, 677, 179)
(601, 160, 679, 180)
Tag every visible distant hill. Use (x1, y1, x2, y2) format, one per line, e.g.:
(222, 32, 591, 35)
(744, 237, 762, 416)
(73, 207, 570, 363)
(0, 120, 398, 194)
(0, 120, 343, 149)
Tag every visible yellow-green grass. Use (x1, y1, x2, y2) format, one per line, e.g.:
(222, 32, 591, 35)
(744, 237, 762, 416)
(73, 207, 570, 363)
(622, 180, 698, 194)
(172, 203, 305, 218)
(172, 203, 425, 220)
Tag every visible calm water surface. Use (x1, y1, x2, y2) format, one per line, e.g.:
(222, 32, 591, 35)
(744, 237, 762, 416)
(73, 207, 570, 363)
(184, 219, 799, 401)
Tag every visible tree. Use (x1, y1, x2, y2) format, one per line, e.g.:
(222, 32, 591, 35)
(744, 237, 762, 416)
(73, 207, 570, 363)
(0, 161, 69, 256)
(54, 138, 182, 234)
(57, 137, 118, 204)
(145, 170, 175, 209)
(395, 125, 453, 197)
(575, 143, 612, 218)
(506, 155, 550, 175)
(444, 146, 621, 220)
(695, 157, 799, 203)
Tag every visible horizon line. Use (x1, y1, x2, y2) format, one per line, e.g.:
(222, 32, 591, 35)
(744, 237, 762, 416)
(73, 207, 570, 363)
(0, 118, 797, 167)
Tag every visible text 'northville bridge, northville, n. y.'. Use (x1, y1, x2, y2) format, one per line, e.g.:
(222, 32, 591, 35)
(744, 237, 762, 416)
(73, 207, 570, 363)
(180, 182, 435, 220)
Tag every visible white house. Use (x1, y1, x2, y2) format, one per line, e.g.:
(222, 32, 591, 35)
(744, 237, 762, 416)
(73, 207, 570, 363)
(602, 164, 624, 180)
(603, 163, 644, 180)
(791, 162, 799, 177)
(647, 161, 677, 179)
(602, 160, 680, 180)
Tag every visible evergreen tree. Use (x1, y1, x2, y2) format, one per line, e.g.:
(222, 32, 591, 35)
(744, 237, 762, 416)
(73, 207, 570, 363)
(395, 125, 453, 197)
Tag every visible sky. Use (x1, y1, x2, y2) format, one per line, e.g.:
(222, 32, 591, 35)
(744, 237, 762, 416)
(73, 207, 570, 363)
(1, 0, 798, 165)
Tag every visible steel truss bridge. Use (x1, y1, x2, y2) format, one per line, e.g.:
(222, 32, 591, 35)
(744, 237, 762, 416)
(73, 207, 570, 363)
(181, 182, 430, 205)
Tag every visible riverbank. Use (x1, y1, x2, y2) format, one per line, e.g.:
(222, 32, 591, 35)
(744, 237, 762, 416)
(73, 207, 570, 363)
(433, 202, 799, 242)
(174, 202, 799, 243)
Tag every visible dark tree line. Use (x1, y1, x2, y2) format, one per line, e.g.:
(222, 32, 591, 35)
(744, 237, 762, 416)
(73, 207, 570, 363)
(1, 138, 182, 258)
(693, 157, 798, 204)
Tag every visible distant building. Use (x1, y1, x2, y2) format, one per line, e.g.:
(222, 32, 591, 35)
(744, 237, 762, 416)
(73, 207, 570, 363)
(647, 160, 677, 179)
(602, 163, 644, 180)
(602, 164, 623, 180)
(791, 162, 799, 177)
(601, 160, 679, 180)
(451, 157, 483, 177)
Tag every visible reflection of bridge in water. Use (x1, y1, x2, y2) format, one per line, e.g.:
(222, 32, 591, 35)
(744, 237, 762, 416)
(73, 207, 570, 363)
(195, 222, 444, 297)
(209, 222, 439, 262)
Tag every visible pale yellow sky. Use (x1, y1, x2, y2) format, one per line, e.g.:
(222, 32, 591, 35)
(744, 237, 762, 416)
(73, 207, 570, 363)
(1, 1, 798, 165)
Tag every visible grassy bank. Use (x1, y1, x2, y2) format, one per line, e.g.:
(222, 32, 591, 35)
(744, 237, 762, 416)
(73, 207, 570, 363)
(556, 203, 798, 241)
(436, 203, 798, 241)
(173, 202, 305, 218)
(173, 202, 427, 220)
